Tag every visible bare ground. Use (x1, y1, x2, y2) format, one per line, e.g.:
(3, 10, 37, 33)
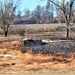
(0, 24, 75, 74)
(0, 38, 75, 74)
(0, 70, 75, 75)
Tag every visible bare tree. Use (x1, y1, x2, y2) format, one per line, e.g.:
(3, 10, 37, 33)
(48, 0, 75, 39)
(31, 5, 42, 24)
(0, 0, 20, 37)
(24, 9, 30, 18)
(46, 0, 54, 23)
(17, 10, 22, 20)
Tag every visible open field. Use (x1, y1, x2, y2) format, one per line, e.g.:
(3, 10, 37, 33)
(0, 23, 75, 39)
(0, 24, 75, 75)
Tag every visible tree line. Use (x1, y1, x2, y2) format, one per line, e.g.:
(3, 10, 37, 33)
(17, 5, 54, 24)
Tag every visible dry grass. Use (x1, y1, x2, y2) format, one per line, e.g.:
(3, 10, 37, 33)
(0, 23, 74, 39)
(0, 39, 75, 75)
(0, 24, 75, 75)
(0, 23, 75, 40)
(0, 40, 75, 71)
(0, 70, 75, 75)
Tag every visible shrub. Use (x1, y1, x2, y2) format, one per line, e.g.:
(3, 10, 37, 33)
(17, 29, 25, 36)
(36, 19, 40, 24)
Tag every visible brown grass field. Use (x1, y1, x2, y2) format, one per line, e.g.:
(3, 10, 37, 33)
(0, 23, 75, 75)
(0, 23, 75, 39)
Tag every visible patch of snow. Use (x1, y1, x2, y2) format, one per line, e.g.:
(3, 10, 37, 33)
(42, 39, 59, 43)
(23, 38, 31, 41)
(0, 54, 12, 57)
(42, 40, 50, 43)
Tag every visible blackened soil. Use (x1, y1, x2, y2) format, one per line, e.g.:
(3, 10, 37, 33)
(21, 40, 75, 56)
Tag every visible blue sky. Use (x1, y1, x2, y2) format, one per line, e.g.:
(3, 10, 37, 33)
(0, 0, 47, 15)
(20, 0, 47, 14)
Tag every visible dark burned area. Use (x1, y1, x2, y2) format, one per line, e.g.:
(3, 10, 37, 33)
(23, 39, 47, 47)
(21, 39, 75, 57)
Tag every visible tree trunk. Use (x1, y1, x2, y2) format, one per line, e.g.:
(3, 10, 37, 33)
(66, 23, 69, 39)
(4, 31, 8, 37)
(66, 28, 69, 39)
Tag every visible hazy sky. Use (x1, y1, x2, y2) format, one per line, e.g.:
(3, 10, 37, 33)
(20, 0, 47, 14)
(1, 0, 47, 15)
